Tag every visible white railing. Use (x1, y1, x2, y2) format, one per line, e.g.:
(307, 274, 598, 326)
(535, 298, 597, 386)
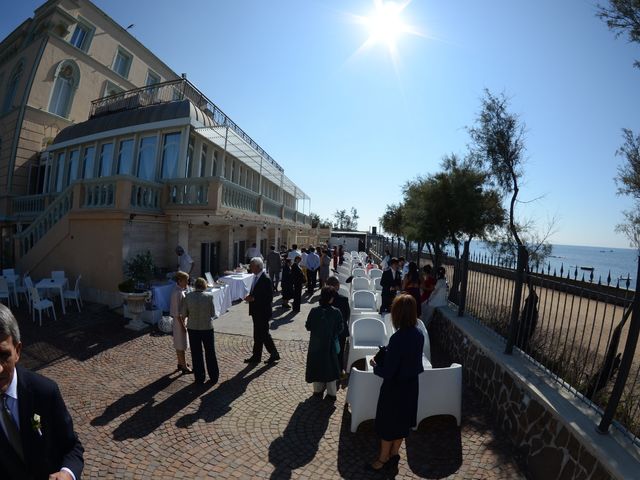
(221, 180, 259, 213)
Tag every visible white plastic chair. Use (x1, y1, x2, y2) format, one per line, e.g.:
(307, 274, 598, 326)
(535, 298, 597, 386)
(346, 366, 383, 432)
(373, 277, 382, 292)
(416, 319, 432, 362)
(352, 268, 367, 278)
(14, 275, 29, 305)
(205, 272, 215, 286)
(51, 270, 66, 281)
(347, 318, 387, 371)
(30, 287, 56, 326)
(351, 277, 370, 292)
(0, 278, 11, 306)
(2, 268, 15, 277)
(348, 312, 382, 331)
(369, 268, 383, 280)
(416, 363, 462, 427)
(63, 275, 83, 312)
(338, 285, 351, 300)
(351, 290, 377, 313)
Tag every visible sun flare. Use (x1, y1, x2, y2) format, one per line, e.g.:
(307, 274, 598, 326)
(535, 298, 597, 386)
(353, 0, 421, 57)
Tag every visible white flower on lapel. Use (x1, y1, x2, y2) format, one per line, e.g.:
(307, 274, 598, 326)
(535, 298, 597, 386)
(31, 413, 42, 435)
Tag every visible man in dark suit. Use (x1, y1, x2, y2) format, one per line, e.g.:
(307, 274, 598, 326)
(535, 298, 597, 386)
(0, 304, 83, 480)
(380, 257, 402, 313)
(244, 257, 280, 364)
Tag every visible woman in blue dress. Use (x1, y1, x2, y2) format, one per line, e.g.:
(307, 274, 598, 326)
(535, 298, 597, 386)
(368, 294, 424, 472)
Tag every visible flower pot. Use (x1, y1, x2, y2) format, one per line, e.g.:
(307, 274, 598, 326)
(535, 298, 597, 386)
(120, 291, 151, 330)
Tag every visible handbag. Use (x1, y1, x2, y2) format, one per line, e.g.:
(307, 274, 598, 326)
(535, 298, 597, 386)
(373, 345, 387, 366)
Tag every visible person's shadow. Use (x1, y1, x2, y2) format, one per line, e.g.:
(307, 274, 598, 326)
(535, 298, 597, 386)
(175, 364, 272, 427)
(270, 310, 297, 330)
(91, 373, 179, 427)
(268, 396, 336, 479)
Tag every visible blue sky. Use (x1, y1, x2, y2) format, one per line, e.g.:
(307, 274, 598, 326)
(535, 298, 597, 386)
(2, 0, 639, 248)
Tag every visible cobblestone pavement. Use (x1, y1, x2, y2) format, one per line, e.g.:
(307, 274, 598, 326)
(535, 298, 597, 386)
(15, 301, 526, 479)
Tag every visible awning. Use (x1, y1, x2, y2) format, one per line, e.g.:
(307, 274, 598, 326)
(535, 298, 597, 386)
(195, 126, 309, 200)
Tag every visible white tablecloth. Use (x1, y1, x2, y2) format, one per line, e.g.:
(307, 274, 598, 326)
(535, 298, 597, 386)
(151, 282, 176, 313)
(219, 273, 254, 301)
(209, 286, 232, 318)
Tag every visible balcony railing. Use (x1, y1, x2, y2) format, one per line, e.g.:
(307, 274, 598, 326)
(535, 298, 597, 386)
(11, 194, 54, 216)
(262, 197, 282, 218)
(89, 79, 283, 173)
(166, 178, 209, 206)
(221, 180, 259, 213)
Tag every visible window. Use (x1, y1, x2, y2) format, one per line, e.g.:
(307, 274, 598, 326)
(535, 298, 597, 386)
(161, 132, 181, 179)
(66, 149, 79, 185)
(99, 143, 114, 176)
(185, 135, 195, 177)
(82, 145, 96, 179)
(69, 20, 94, 52)
(199, 144, 207, 177)
(103, 81, 123, 98)
(2, 61, 23, 113)
(112, 48, 133, 78)
(136, 136, 157, 180)
(146, 70, 160, 86)
(116, 139, 134, 175)
(55, 152, 65, 192)
(213, 151, 218, 176)
(48, 60, 79, 118)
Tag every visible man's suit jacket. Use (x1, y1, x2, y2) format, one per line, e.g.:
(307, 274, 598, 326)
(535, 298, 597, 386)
(249, 273, 273, 321)
(332, 292, 351, 338)
(380, 269, 402, 296)
(0, 366, 84, 479)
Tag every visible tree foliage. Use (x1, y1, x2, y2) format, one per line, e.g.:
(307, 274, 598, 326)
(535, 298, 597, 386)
(468, 89, 527, 248)
(310, 212, 332, 229)
(597, 0, 640, 68)
(333, 208, 359, 231)
(614, 128, 640, 248)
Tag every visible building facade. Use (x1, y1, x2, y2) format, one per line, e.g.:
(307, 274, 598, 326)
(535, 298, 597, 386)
(1, 0, 311, 305)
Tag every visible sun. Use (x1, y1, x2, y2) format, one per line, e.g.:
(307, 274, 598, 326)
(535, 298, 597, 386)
(355, 0, 419, 55)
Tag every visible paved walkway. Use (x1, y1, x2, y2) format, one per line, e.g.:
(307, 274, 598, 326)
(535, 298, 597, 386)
(15, 290, 526, 479)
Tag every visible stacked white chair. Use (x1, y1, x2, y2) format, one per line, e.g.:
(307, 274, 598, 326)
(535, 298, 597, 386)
(351, 290, 377, 314)
(416, 363, 462, 427)
(352, 268, 367, 278)
(63, 275, 83, 312)
(346, 317, 386, 371)
(346, 366, 383, 432)
(351, 277, 370, 292)
(30, 287, 56, 326)
(369, 268, 383, 280)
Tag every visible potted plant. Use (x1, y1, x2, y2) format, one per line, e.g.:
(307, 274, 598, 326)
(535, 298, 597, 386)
(119, 251, 156, 330)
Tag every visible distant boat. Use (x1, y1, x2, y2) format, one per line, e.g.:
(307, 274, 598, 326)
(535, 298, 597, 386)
(580, 266, 595, 271)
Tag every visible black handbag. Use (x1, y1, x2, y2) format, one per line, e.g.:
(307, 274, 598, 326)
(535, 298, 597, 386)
(373, 345, 387, 366)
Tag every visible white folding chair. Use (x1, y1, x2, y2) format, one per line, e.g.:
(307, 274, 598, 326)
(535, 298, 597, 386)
(416, 363, 462, 427)
(351, 277, 370, 292)
(369, 268, 383, 280)
(63, 275, 83, 312)
(351, 290, 377, 313)
(346, 366, 383, 432)
(205, 272, 215, 286)
(30, 287, 56, 326)
(346, 318, 387, 371)
(0, 278, 11, 306)
(352, 268, 367, 278)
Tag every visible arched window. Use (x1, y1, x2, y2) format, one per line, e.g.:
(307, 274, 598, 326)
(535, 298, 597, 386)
(48, 60, 80, 118)
(2, 60, 23, 113)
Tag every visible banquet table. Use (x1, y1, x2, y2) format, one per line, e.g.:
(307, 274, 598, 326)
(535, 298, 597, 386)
(152, 281, 231, 318)
(219, 273, 254, 301)
(35, 278, 68, 314)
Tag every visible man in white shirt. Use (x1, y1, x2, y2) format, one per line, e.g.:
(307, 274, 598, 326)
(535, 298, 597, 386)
(175, 245, 194, 276)
(245, 243, 262, 264)
(287, 244, 301, 262)
(305, 246, 320, 293)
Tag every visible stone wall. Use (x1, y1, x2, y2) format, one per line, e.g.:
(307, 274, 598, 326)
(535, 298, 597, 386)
(430, 309, 640, 480)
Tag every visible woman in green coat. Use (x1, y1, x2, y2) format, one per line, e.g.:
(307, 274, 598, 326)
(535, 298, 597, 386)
(305, 286, 344, 400)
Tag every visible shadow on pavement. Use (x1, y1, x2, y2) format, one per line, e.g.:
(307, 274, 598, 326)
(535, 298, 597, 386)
(268, 395, 336, 480)
(405, 416, 462, 478)
(270, 310, 297, 329)
(175, 363, 272, 427)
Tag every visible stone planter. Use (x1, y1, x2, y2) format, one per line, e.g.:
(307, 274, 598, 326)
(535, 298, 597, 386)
(120, 291, 151, 331)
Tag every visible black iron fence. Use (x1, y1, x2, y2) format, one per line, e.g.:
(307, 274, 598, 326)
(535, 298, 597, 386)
(368, 236, 640, 445)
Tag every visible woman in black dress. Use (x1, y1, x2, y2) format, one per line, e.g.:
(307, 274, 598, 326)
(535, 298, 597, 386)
(280, 257, 293, 309)
(368, 294, 424, 471)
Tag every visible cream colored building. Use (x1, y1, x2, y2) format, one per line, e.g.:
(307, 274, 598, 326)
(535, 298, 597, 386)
(1, 0, 311, 305)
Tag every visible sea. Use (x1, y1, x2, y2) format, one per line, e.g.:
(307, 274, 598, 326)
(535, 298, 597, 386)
(446, 241, 639, 291)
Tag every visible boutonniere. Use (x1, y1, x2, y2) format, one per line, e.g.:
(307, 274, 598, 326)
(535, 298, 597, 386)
(31, 413, 42, 435)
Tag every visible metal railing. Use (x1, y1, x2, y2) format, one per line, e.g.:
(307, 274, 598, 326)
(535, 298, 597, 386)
(89, 78, 283, 173)
(16, 186, 74, 256)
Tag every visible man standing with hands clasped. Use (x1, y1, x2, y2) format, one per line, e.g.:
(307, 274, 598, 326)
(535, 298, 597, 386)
(379, 257, 402, 313)
(244, 257, 280, 365)
(0, 304, 84, 479)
